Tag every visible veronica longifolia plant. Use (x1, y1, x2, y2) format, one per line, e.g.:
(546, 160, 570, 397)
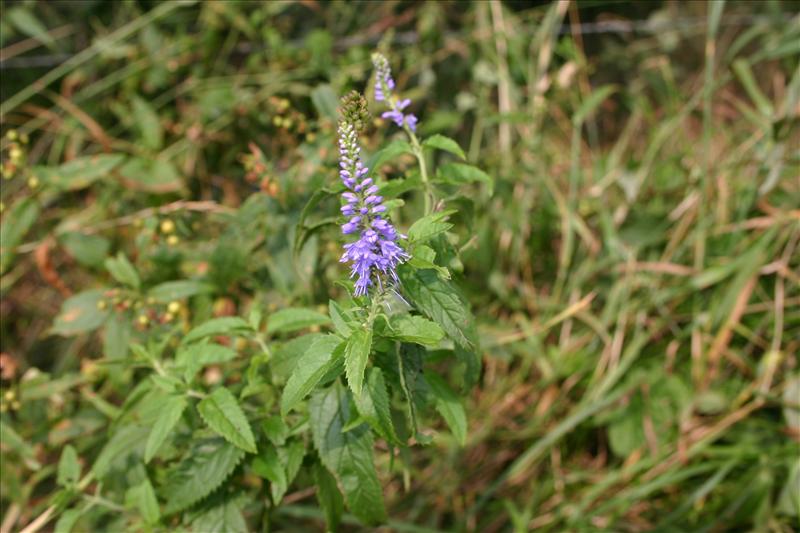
(286, 53, 488, 527)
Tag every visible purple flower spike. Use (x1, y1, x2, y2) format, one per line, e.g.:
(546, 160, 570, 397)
(337, 115, 408, 296)
(372, 52, 420, 133)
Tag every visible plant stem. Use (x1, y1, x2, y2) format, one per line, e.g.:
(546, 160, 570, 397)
(405, 127, 433, 215)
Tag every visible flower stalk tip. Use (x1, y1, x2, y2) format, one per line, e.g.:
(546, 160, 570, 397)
(372, 52, 418, 132)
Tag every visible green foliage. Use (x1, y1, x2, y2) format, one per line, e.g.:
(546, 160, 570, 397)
(144, 394, 187, 462)
(163, 439, 245, 514)
(198, 388, 257, 453)
(280, 334, 343, 416)
(309, 384, 387, 525)
(343, 327, 372, 397)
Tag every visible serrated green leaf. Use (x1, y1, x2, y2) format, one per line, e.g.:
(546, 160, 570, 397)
(397, 342, 427, 435)
(267, 307, 330, 335)
(353, 368, 399, 444)
(271, 332, 327, 382)
(125, 478, 160, 524)
(422, 134, 466, 159)
(144, 394, 187, 463)
(368, 139, 414, 170)
(252, 445, 288, 503)
(344, 328, 372, 397)
(132, 95, 164, 150)
(398, 266, 477, 353)
(182, 317, 252, 345)
(314, 462, 344, 532)
(148, 280, 215, 302)
(407, 210, 455, 244)
(309, 384, 386, 525)
(378, 176, 420, 198)
(51, 289, 109, 336)
(93, 424, 149, 478)
(436, 162, 493, 194)
(261, 416, 289, 447)
(388, 314, 445, 346)
(329, 300, 353, 337)
(189, 497, 248, 533)
(280, 439, 306, 485)
(57, 445, 80, 487)
(426, 372, 467, 446)
(31, 154, 126, 191)
(0, 197, 39, 274)
(281, 334, 344, 416)
(164, 439, 245, 514)
(176, 341, 238, 382)
(408, 244, 450, 279)
(104, 252, 140, 289)
(198, 388, 257, 453)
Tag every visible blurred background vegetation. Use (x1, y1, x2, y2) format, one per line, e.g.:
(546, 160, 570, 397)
(1, 0, 799, 531)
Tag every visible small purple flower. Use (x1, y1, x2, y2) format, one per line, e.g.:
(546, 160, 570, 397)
(372, 53, 419, 132)
(337, 118, 409, 296)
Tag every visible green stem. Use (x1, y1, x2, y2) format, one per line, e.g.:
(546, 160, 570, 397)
(406, 127, 433, 215)
(365, 291, 384, 325)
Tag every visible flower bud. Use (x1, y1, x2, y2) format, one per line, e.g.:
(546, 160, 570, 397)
(339, 91, 370, 133)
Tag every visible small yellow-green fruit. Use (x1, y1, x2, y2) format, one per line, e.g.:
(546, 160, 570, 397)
(11, 401, 21, 410)
(97, 300, 108, 310)
(167, 301, 181, 314)
(6, 129, 18, 141)
(166, 235, 179, 246)
(27, 176, 39, 189)
(137, 314, 149, 326)
(160, 219, 175, 234)
(163, 311, 175, 322)
(9, 147, 23, 162)
(3, 390, 15, 401)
